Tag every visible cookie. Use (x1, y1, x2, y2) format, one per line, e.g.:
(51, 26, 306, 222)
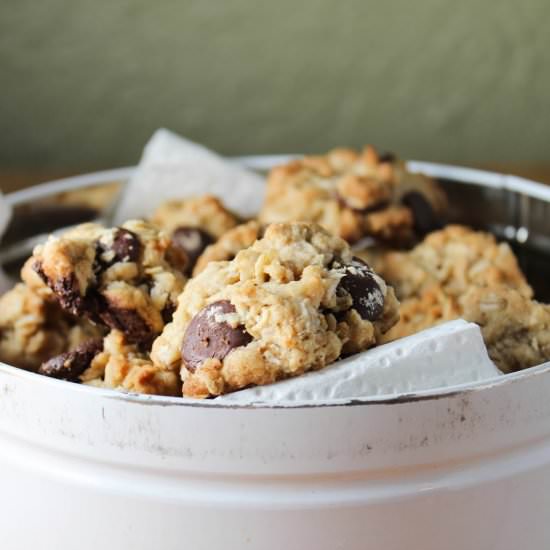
(193, 220, 262, 275)
(371, 225, 532, 301)
(373, 226, 537, 371)
(151, 222, 399, 398)
(30, 220, 186, 345)
(259, 146, 446, 244)
(376, 225, 532, 342)
(0, 283, 103, 371)
(151, 195, 239, 274)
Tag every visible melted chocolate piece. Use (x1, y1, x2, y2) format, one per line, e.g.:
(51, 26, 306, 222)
(34, 262, 87, 316)
(181, 300, 252, 372)
(38, 339, 103, 382)
(402, 191, 443, 237)
(336, 257, 385, 321)
(52, 274, 88, 315)
(171, 227, 214, 274)
(98, 306, 154, 345)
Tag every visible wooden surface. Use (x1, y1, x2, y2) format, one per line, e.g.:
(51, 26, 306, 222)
(0, 164, 549, 194)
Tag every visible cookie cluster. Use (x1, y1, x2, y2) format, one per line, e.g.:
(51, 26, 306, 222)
(1, 145, 547, 397)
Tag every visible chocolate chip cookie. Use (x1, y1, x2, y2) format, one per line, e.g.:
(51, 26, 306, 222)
(0, 283, 103, 371)
(259, 147, 447, 245)
(151, 222, 399, 398)
(30, 220, 186, 345)
(151, 195, 239, 274)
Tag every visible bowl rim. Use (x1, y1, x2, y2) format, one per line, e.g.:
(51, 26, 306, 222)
(2, 156, 550, 409)
(1, 354, 550, 409)
(5, 156, 550, 206)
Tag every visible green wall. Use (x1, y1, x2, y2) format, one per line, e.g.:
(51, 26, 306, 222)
(1, 0, 549, 170)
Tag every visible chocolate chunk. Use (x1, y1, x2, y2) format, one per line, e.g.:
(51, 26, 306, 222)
(52, 274, 88, 315)
(38, 339, 103, 382)
(98, 228, 141, 267)
(402, 191, 443, 237)
(165, 243, 189, 275)
(330, 309, 348, 323)
(98, 306, 154, 345)
(34, 262, 87, 316)
(181, 300, 252, 372)
(171, 227, 214, 274)
(336, 257, 385, 321)
(111, 228, 141, 263)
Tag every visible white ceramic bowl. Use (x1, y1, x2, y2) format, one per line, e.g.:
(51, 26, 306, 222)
(1, 160, 550, 550)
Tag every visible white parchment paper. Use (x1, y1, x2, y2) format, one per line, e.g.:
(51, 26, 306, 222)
(113, 129, 266, 224)
(219, 320, 501, 404)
